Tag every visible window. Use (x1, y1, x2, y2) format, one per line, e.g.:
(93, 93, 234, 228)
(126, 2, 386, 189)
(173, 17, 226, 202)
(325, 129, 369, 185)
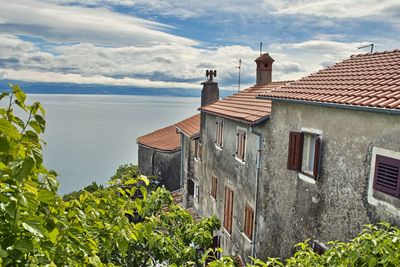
(244, 205, 254, 240)
(215, 121, 224, 148)
(187, 179, 194, 196)
(236, 129, 246, 162)
(223, 186, 234, 234)
(194, 139, 202, 161)
(287, 131, 321, 179)
(211, 175, 217, 200)
(373, 154, 400, 198)
(194, 183, 200, 202)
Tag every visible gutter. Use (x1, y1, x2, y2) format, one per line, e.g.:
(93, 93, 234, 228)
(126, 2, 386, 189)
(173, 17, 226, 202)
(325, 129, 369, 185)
(198, 109, 270, 126)
(250, 123, 266, 258)
(256, 97, 400, 116)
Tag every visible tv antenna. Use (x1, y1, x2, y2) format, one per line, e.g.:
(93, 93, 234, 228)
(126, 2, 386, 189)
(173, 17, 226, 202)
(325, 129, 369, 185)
(237, 59, 242, 92)
(259, 42, 263, 55)
(358, 43, 374, 53)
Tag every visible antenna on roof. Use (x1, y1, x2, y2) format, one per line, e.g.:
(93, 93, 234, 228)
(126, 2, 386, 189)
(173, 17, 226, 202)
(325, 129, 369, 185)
(358, 43, 374, 53)
(237, 59, 242, 92)
(259, 42, 263, 55)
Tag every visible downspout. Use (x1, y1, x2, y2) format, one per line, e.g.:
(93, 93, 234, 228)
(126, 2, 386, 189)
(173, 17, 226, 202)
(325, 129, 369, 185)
(151, 151, 157, 176)
(179, 133, 185, 189)
(250, 125, 263, 258)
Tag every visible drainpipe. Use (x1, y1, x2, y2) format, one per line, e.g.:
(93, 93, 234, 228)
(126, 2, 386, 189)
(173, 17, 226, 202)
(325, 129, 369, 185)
(250, 125, 263, 258)
(179, 133, 185, 189)
(151, 151, 157, 176)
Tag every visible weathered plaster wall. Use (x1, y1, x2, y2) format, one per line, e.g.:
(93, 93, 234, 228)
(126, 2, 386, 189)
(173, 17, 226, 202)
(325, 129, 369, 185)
(138, 145, 181, 191)
(198, 112, 265, 262)
(257, 101, 400, 259)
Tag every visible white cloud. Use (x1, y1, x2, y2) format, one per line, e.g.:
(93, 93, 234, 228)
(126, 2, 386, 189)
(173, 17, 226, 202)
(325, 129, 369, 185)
(48, 0, 400, 21)
(0, 68, 200, 89)
(0, 0, 196, 46)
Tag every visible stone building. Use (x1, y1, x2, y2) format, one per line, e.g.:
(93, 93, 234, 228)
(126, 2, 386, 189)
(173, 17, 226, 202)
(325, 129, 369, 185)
(137, 124, 181, 191)
(194, 54, 292, 263)
(175, 113, 201, 208)
(256, 49, 400, 258)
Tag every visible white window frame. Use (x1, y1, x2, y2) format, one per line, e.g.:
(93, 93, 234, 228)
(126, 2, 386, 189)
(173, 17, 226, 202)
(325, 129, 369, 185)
(215, 120, 224, 150)
(298, 127, 322, 184)
(368, 147, 400, 217)
(235, 127, 247, 163)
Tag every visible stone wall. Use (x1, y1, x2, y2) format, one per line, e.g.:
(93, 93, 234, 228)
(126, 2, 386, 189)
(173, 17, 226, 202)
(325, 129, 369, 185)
(197, 112, 265, 262)
(256, 101, 400, 259)
(138, 145, 181, 191)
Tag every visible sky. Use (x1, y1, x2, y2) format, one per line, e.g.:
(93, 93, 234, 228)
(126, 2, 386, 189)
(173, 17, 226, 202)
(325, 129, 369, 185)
(0, 0, 399, 90)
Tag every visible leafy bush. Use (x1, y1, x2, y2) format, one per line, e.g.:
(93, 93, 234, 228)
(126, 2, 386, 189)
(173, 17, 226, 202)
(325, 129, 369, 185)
(0, 85, 220, 266)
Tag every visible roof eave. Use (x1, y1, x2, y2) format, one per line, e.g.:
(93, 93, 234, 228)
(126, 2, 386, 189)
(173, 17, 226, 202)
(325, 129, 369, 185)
(137, 141, 181, 153)
(257, 96, 400, 116)
(176, 127, 200, 139)
(199, 109, 270, 126)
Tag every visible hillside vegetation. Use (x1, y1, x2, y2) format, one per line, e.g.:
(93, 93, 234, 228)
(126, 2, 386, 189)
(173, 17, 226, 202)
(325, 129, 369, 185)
(0, 85, 399, 266)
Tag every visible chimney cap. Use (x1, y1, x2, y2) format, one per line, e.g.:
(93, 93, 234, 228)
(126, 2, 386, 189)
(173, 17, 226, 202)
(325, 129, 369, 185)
(255, 53, 275, 63)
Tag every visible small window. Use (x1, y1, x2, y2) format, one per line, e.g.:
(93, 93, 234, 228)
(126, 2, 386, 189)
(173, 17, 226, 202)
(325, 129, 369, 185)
(194, 139, 202, 161)
(373, 154, 400, 198)
(211, 175, 217, 200)
(215, 121, 224, 148)
(236, 129, 246, 162)
(194, 183, 200, 202)
(223, 186, 234, 234)
(244, 205, 254, 240)
(187, 179, 194, 196)
(287, 131, 321, 179)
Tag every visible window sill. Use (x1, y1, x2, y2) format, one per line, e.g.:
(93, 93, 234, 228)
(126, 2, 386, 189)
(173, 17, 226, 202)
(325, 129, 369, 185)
(222, 227, 232, 237)
(298, 172, 316, 184)
(240, 231, 253, 244)
(234, 156, 245, 165)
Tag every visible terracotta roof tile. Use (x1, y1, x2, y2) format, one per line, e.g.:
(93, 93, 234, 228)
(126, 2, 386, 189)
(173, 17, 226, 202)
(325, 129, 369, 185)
(175, 114, 200, 138)
(199, 81, 293, 124)
(137, 124, 180, 152)
(260, 50, 400, 111)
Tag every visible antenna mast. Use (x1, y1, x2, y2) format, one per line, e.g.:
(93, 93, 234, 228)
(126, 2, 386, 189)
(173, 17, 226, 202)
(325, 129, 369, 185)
(358, 43, 374, 53)
(237, 59, 242, 92)
(259, 42, 263, 55)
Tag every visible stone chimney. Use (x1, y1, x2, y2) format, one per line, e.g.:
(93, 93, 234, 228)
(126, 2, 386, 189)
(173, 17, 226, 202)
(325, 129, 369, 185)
(201, 70, 219, 107)
(255, 53, 275, 84)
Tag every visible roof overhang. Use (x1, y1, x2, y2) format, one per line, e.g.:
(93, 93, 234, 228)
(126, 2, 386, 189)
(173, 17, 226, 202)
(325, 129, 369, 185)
(175, 127, 200, 139)
(199, 109, 270, 126)
(136, 141, 181, 153)
(257, 96, 400, 116)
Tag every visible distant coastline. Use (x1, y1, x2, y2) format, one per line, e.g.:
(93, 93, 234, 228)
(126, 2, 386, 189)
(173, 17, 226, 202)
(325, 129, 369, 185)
(0, 80, 233, 98)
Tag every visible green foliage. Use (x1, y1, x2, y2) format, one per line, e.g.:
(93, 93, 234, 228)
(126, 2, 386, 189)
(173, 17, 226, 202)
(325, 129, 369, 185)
(0, 84, 220, 266)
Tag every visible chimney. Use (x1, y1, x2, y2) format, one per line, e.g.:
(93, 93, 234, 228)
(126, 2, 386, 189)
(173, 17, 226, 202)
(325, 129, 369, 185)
(255, 53, 275, 84)
(201, 69, 219, 107)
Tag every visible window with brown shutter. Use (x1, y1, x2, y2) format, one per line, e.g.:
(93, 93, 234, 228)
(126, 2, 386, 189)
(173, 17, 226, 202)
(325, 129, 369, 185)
(288, 131, 322, 180)
(236, 129, 246, 162)
(223, 186, 234, 234)
(244, 205, 254, 240)
(287, 131, 304, 170)
(211, 175, 217, 200)
(194, 139, 202, 161)
(215, 121, 223, 148)
(373, 154, 400, 198)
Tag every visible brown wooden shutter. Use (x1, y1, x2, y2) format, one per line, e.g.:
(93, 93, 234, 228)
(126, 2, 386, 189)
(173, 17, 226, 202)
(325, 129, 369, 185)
(244, 205, 254, 240)
(313, 136, 321, 179)
(373, 155, 400, 198)
(236, 133, 239, 155)
(211, 176, 217, 199)
(224, 187, 234, 234)
(287, 131, 304, 171)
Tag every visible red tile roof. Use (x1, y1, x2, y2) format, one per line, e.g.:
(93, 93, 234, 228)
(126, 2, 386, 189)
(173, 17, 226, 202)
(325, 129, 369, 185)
(137, 124, 180, 152)
(199, 81, 293, 125)
(260, 50, 400, 111)
(175, 114, 200, 138)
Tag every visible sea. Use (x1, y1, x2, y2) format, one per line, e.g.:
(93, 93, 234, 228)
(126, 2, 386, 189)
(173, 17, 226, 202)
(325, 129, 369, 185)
(24, 94, 201, 195)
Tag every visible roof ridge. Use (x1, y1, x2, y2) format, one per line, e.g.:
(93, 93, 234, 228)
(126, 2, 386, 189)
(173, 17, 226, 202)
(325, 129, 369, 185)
(350, 49, 400, 58)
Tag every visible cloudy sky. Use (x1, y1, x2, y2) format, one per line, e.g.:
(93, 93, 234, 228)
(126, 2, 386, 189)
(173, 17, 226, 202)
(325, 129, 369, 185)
(0, 0, 399, 90)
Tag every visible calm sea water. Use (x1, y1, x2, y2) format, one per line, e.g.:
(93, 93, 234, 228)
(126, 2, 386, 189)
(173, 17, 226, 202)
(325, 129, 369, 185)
(26, 94, 200, 195)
